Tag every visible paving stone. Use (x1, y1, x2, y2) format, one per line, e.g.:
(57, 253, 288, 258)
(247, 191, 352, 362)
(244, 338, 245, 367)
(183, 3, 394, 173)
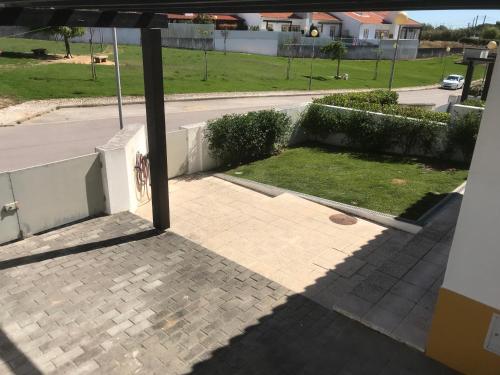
(0, 212, 456, 374)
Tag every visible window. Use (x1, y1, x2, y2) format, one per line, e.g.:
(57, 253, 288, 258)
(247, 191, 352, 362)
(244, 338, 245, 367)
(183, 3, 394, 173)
(330, 26, 337, 38)
(290, 25, 300, 32)
(362, 29, 369, 39)
(375, 30, 389, 39)
(281, 24, 289, 32)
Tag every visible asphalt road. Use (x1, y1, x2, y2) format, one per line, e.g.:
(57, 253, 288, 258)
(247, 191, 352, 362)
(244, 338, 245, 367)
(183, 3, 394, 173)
(0, 88, 459, 172)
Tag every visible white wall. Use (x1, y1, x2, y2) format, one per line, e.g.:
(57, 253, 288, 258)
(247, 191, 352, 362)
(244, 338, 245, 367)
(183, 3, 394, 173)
(442, 53, 500, 309)
(214, 30, 280, 56)
(450, 104, 485, 122)
(97, 124, 148, 214)
(331, 12, 360, 38)
(4, 154, 105, 240)
(71, 27, 141, 45)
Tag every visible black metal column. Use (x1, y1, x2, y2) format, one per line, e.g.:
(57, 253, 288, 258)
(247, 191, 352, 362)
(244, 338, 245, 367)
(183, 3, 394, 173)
(460, 60, 474, 102)
(141, 28, 170, 230)
(481, 61, 495, 101)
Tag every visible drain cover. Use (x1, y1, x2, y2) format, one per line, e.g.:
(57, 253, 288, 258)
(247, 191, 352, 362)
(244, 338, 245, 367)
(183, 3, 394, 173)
(329, 214, 357, 225)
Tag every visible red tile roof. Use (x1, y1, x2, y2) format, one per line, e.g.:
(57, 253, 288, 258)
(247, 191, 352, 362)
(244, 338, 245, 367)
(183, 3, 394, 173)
(166, 13, 193, 20)
(312, 12, 341, 22)
(211, 14, 240, 21)
(260, 12, 297, 20)
(344, 11, 420, 25)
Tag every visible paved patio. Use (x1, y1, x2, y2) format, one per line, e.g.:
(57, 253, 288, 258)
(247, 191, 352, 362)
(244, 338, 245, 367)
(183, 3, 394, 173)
(0, 212, 456, 374)
(137, 175, 460, 350)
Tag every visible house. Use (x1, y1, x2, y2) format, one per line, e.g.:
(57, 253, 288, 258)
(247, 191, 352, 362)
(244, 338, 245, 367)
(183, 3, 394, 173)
(237, 12, 342, 38)
(330, 11, 421, 40)
(166, 13, 244, 30)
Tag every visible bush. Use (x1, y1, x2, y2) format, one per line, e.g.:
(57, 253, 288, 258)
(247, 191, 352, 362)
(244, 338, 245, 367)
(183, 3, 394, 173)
(313, 91, 450, 123)
(462, 98, 486, 108)
(314, 90, 398, 107)
(299, 104, 446, 155)
(447, 111, 482, 162)
(205, 110, 291, 165)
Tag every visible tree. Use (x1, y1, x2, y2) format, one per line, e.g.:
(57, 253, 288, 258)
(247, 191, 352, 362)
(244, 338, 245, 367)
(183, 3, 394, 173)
(320, 41, 347, 79)
(193, 14, 214, 24)
(481, 26, 499, 40)
(197, 29, 212, 81)
(47, 26, 85, 58)
(220, 29, 229, 55)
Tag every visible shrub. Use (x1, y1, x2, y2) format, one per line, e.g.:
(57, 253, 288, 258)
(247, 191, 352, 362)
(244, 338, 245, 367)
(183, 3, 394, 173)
(314, 90, 399, 107)
(299, 104, 445, 155)
(462, 98, 486, 108)
(313, 91, 450, 123)
(205, 110, 291, 165)
(447, 111, 482, 162)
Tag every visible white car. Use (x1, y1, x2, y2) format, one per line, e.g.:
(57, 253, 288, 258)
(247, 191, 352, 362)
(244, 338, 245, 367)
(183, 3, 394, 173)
(442, 74, 465, 90)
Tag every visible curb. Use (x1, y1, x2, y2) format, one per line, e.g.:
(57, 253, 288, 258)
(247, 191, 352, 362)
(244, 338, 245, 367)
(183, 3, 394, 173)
(215, 173, 423, 234)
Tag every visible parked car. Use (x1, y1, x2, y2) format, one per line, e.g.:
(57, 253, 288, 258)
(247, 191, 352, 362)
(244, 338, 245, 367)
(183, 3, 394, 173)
(442, 74, 465, 90)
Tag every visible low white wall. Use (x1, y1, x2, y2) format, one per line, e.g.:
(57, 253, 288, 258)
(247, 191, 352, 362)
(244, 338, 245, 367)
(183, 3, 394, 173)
(3, 153, 105, 240)
(295, 104, 450, 157)
(450, 103, 485, 122)
(97, 124, 148, 215)
(97, 123, 219, 215)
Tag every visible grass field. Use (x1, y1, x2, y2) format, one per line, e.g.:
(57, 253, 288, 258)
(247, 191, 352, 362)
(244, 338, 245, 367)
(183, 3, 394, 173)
(0, 37, 483, 101)
(226, 144, 468, 220)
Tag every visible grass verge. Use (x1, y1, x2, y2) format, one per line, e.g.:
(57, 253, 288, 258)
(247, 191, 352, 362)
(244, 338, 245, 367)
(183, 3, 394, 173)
(0, 37, 484, 101)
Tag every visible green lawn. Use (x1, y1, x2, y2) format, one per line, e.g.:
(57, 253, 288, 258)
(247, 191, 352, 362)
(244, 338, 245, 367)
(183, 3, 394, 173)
(0, 37, 484, 101)
(226, 144, 468, 221)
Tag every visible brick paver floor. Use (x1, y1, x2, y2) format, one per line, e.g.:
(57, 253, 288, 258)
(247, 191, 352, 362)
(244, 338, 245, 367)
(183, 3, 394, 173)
(137, 175, 461, 350)
(0, 212, 456, 374)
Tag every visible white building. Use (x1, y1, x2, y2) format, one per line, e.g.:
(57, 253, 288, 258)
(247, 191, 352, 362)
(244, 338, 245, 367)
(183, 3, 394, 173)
(330, 11, 421, 40)
(237, 12, 342, 38)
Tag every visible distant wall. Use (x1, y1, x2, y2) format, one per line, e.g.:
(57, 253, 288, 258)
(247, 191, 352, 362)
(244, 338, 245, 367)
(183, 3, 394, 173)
(0, 153, 105, 244)
(214, 30, 283, 56)
(417, 47, 464, 59)
(278, 38, 418, 60)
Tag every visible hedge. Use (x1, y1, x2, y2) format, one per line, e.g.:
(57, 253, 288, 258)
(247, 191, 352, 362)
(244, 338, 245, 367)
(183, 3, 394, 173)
(313, 90, 398, 107)
(300, 104, 446, 155)
(462, 98, 486, 108)
(205, 109, 291, 165)
(314, 90, 451, 123)
(447, 111, 482, 162)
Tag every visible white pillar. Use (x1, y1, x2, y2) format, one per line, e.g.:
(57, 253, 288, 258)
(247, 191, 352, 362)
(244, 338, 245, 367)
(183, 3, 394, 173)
(427, 52, 500, 373)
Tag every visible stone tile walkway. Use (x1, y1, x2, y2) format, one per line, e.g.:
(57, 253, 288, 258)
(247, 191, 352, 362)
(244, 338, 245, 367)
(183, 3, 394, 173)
(137, 175, 461, 350)
(0, 212, 455, 374)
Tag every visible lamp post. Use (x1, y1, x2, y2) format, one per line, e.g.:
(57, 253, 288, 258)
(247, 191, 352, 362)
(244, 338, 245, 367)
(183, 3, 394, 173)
(308, 28, 319, 90)
(388, 12, 409, 90)
(441, 46, 451, 82)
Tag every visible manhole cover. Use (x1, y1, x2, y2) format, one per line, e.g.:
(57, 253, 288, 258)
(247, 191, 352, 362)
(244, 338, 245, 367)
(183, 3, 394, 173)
(329, 214, 357, 225)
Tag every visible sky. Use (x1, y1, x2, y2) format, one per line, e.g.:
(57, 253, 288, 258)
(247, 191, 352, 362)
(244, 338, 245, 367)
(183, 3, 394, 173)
(407, 10, 500, 28)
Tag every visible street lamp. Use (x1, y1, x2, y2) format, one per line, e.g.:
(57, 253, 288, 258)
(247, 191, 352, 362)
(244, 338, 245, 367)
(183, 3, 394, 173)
(388, 12, 409, 90)
(308, 28, 319, 90)
(441, 46, 451, 82)
(487, 40, 498, 51)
